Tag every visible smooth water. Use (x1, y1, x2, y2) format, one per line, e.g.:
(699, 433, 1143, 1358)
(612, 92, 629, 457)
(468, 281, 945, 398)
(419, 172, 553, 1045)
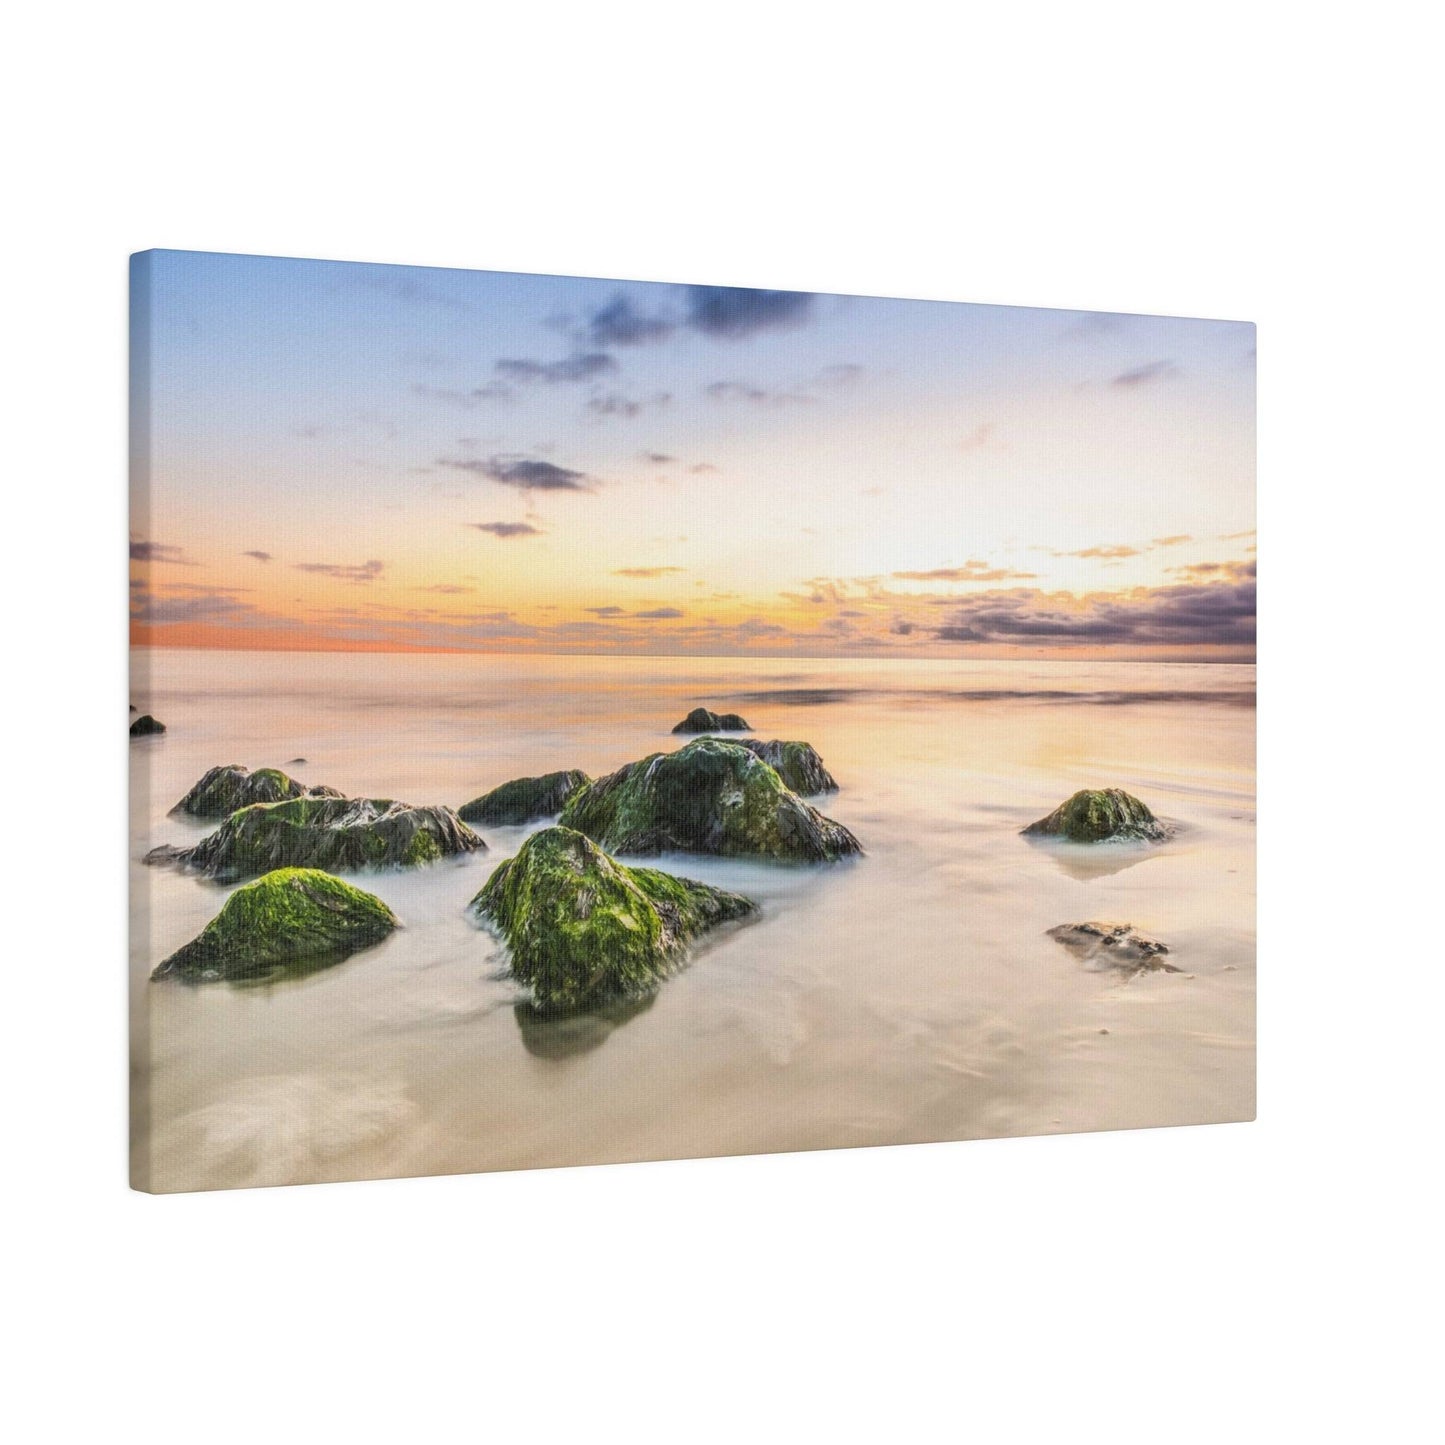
(130, 650, 1255, 1192)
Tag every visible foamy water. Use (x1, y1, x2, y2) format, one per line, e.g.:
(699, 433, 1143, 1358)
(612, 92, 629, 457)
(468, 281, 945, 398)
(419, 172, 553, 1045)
(130, 649, 1255, 1192)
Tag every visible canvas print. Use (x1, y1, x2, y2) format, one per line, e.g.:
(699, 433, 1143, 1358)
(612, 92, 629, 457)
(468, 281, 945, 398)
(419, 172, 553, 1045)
(129, 250, 1255, 1193)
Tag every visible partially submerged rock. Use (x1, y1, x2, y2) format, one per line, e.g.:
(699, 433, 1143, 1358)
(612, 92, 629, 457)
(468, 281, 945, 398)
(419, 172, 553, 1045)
(169, 763, 341, 819)
(737, 739, 837, 795)
(152, 867, 398, 982)
(1047, 922, 1179, 975)
(472, 826, 754, 1012)
(672, 707, 751, 734)
(146, 794, 485, 883)
(1023, 788, 1169, 843)
(560, 737, 862, 862)
(458, 769, 591, 827)
(130, 714, 166, 737)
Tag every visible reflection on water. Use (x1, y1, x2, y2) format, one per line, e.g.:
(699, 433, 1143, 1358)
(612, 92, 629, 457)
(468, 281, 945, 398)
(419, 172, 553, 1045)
(131, 650, 1255, 1192)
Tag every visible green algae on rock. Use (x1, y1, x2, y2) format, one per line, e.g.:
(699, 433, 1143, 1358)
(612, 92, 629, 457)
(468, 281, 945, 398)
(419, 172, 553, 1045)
(559, 737, 861, 862)
(458, 769, 591, 827)
(145, 794, 486, 883)
(736, 739, 838, 795)
(671, 706, 751, 734)
(152, 867, 398, 982)
(169, 763, 343, 819)
(1022, 788, 1169, 843)
(471, 826, 754, 1012)
(130, 714, 166, 737)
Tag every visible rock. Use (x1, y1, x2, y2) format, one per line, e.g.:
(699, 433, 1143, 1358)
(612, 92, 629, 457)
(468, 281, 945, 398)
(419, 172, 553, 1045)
(146, 794, 486, 883)
(152, 867, 398, 982)
(736, 739, 838, 794)
(560, 737, 862, 862)
(129, 705, 138, 714)
(671, 706, 751, 734)
(471, 826, 754, 1012)
(168, 764, 340, 819)
(130, 714, 166, 737)
(1047, 922, 1180, 975)
(458, 769, 592, 827)
(1023, 788, 1169, 842)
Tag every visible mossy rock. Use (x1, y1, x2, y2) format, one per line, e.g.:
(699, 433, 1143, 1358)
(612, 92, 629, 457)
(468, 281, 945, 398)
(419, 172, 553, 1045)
(737, 739, 837, 795)
(152, 867, 398, 982)
(559, 737, 861, 862)
(458, 769, 591, 827)
(130, 714, 166, 737)
(169, 763, 342, 819)
(146, 794, 485, 883)
(1023, 788, 1169, 843)
(671, 707, 751, 734)
(471, 826, 754, 1012)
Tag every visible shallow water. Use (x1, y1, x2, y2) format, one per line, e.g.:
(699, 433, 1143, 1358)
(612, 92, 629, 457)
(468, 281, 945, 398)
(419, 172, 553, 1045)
(130, 649, 1255, 1192)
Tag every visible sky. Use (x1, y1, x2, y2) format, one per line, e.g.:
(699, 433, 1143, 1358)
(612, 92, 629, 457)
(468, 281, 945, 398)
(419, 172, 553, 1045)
(130, 250, 1255, 660)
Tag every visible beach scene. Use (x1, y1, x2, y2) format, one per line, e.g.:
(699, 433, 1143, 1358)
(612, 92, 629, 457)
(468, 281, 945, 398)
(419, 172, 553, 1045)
(130, 252, 1255, 1192)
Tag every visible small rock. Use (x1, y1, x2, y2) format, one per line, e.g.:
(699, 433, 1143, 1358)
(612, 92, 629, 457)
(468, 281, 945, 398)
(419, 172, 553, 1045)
(1023, 789, 1169, 843)
(671, 707, 751, 734)
(130, 714, 166, 737)
(1047, 922, 1179, 976)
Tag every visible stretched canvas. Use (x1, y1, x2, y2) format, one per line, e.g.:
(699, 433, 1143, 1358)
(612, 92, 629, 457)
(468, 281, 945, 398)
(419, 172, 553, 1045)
(129, 250, 1256, 1193)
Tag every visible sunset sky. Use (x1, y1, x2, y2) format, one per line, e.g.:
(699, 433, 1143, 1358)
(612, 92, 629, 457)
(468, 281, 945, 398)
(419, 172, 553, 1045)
(131, 250, 1255, 659)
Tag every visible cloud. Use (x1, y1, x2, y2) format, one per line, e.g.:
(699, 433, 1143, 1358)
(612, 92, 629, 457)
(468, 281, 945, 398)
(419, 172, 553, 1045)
(470, 521, 543, 538)
(412, 382, 512, 408)
(584, 294, 675, 348)
(892, 561, 1037, 582)
(891, 618, 916, 635)
(959, 423, 994, 452)
(690, 462, 718, 474)
(685, 286, 814, 339)
(1112, 359, 1180, 387)
(131, 584, 259, 626)
(933, 574, 1255, 650)
(1063, 312, 1128, 339)
(129, 540, 193, 565)
(585, 389, 671, 419)
(640, 451, 675, 465)
(634, 607, 684, 619)
(441, 456, 590, 491)
(613, 566, 685, 578)
(495, 353, 618, 385)
(1165, 559, 1256, 583)
(585, 606, 626, 617)
(704, 365, 863, 407)
(414, 584, 476, 593)
(294, 559, 385, 584)
(1152, 535, 1192, 547)
(241, 550, 272, 562)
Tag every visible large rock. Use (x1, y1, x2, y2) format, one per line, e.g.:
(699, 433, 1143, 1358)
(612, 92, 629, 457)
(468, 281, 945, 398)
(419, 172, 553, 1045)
(152, 867, 398, 982)
(559, 737, 862, 862)
(737, 739, 837, 795)
(471, 826, 754, 1012)
(146, 794, 485, 883)
(1047, 922, 1179, 975)
(169, 763, 342, 819)
(671, 707, 751, 734)
(458, 769, 591, 827)
(1022, 788, 1169, 843)
(130, 714, 166, 737)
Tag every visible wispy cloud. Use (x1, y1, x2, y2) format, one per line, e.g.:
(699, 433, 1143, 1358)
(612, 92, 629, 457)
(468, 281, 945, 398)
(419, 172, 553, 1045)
(1152, 535, 1192, 547)
(294, 559, 385, 584)
(495, 353, 618, 385)
(241, 550, 272, 562)
(893, 561, 1037, 583)
(441, 456, 591, 491)
(613, 566, 686, 578)
(129, 540, 194, 565)
(585, 389, 671, 419)
(1112, 359, 1180, 387)
(470, 521, 544, 538)
(583, 294, 675, 348)
(635, 606, 684, 619)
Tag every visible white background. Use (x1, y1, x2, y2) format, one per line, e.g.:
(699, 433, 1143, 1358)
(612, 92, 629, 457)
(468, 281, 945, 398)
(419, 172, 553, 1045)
(3, 3, 1440, 1440)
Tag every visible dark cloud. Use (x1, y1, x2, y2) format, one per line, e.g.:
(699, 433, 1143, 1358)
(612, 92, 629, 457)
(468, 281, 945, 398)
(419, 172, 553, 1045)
(634, 607, 684, 619)
(613, 566, 685, 578)
(294, 559, 385, 584)
(129, 540, 192, 564)
(685, 286, 814, 339)
(891, 618, 916, 635)
(586, 389, 671, 419)
(584, 294, 675, 348)
(495, 353, 617, 385)
(131, 585, 258, 626)
(470, 521, 544, 538)
(442, 456, 590, 491)
(241, 550, 272, 562)
(640, 451, 675, 465)
(585, 606, 626, 617)
(893, 561, 1037, 582)
(934, 574, 1255, 650)
(1112, 359, 1180, 387)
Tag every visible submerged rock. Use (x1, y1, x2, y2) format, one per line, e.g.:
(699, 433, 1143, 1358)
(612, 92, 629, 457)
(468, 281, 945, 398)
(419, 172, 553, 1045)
(169, 763, 341, 819)
(146, 794, 485, 883)
(458, 769, 591, 827)
(671, 706, 751, 734)
(130, 714, 166, 737)
(471, 826, 754, 1012)
(1022, 788, 1169, 843)
(560, 737, 862, 862)
(1047, 922, 1179, 975)
(737, 739, 838, 795)
(152, 867, 398, 982)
